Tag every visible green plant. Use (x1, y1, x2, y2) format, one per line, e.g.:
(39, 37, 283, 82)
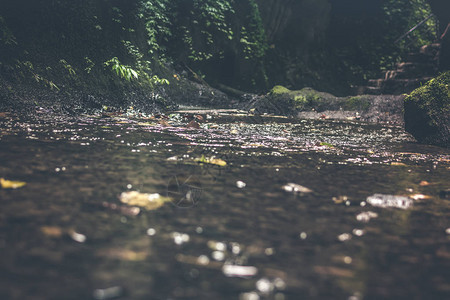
(84, 57, 95, 74)
(14, 60, 59, 90)
(59, 59, 76, 77)
(138, 0, 172, 56)
(104, 57, 139, 81)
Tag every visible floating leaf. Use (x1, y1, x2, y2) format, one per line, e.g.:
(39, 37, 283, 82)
(40, 226, 63, 238)
(195, 155, 227, 167)
(119, 191, 172, 210)
(0, 178, 26, 189)
(317, 142, 334, 148)
(419, 181, 431, 186)
(391, 162, 407, 166)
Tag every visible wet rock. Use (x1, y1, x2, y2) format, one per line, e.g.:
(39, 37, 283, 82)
(404, 71, 450, 147)
(242, 85, 405, 124)
(366, 194, 414, 209)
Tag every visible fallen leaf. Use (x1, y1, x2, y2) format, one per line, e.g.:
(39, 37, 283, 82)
(317, 142, 334, 148)
(41, 226, 63, 238)
(97, 248, 147, 261)
(0, 178, 27, 189)
(409, 194, 432, 200)
(187, 120, 200, 129)
(194, 115, 204, 121)
(419, 181, 431, 186)
(195, 155, 227, 167)
(391, 162, 407, 166)
(119, 191, 172, 210)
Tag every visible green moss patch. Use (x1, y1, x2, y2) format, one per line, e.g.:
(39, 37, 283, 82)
(404, 71, 449, 147)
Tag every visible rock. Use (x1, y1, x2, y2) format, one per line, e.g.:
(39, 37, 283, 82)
(243, 85, 405, 125)
(404, 71, 450, 147)
(366, 194, 414, 209)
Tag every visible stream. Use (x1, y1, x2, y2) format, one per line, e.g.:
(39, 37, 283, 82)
(0, 109, 449, 300)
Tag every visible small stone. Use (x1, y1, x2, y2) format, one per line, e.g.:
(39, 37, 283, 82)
(236, 181, 246, 188)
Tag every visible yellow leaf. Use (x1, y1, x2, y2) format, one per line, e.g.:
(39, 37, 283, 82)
(195, 156, 227, 167)
(390, 162, 407, 166)
(119, 191, 172, 210)
(0, 178, 27, 189)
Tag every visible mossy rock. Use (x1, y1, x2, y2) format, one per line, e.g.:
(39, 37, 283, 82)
(404, 71, 450, 147)
(268, 85, 339, 112)
(343, 96, 371, 111)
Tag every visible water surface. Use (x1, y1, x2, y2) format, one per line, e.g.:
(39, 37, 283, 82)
(0, 110, 449, 299)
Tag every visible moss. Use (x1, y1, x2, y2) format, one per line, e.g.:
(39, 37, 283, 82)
(344, 96, 371, 111)
(270, 85, 291, 95)
(404, 71, 450, 127)
(404, 71, 449, 147)
(267, 85, 339, 112)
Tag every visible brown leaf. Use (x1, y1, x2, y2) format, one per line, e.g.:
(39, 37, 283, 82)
(159, 120, 171, 127)
(41, 226, 63, 238)
(187, 120, 200, 129)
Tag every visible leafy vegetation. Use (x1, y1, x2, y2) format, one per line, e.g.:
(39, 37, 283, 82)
(0, 0, 443, 108)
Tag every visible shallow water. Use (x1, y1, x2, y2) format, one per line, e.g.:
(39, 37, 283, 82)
(0, 110, 449, 300)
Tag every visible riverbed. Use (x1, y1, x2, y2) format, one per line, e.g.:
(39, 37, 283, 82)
(0, 109, 449, 299)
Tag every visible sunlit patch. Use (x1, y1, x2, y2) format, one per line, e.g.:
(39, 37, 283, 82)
(222, 264, 258, 277)
(356, 211, 378, 222)
(282, 183, 313, 194)
(366, 193, 414, 209)
(171, 232, 190, 245)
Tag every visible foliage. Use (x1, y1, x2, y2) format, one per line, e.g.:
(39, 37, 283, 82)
(138, 0, 172, 56)
(104, 57, 139, 82)
(0, 16, 16, 46)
